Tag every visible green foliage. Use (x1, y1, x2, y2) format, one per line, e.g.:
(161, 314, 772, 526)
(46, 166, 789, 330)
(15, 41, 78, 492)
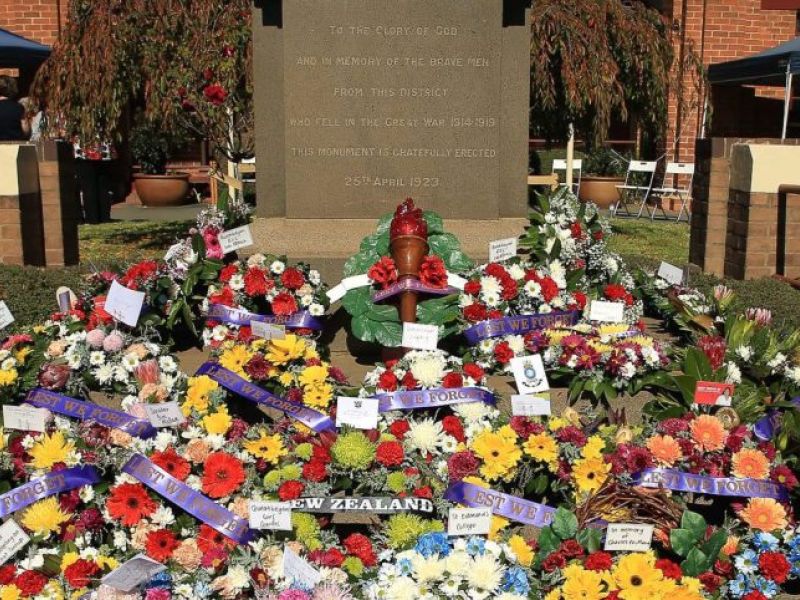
(582, 147, 628, 177)
(535, 507, 602, 568)
(129, 117, 182, 175)
(669, 511, 727, 577)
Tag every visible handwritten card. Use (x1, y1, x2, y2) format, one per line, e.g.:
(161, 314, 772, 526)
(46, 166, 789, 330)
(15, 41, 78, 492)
(2, 405, 48, 432)
(511, 395, 551, 417)
(402, 322, 439, 351)
(489, 237, 518, 262)
(510, 355, 549, 395)
(448, 507, 492, 536)
(249, 501, 292, 530)
(589, 300, 625, 323)
(218, 225, 254, 255)
(326, 283, 347, 304)
(0, 519, 29, 565)
(101, 553, 167, 592)
(694, 381, 734, 407)
(657, 261, 685, 286)
(104, 280, 145, 327)
(144, 401, 185, 428)
(336, 397, 379, 430)
(0, 301, 14, 330)
(283, 546, 321, 588)
(604, 523, 654, 552)
(251, 321, 286, 340)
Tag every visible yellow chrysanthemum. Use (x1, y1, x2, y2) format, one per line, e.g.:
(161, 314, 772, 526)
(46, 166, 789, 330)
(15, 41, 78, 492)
(21, 496, 70, 536)
(244, 431, 287, 463)
(202, 407, 232, 435)
(182, 375, 219, 416)
(0, 369, 17, 387)
(489, 514, 509, 540)
(96, 555, 118, 570)
(303, 383, 333, 409)
(508, 535, 534, 567)
(561, 564, 605, 600)
(14, 346, 32, 364)
(61, 551, 80, 571)
(627, 335, 654, 348)
(265, 335, 306, 365)
(596, 324, 629, 338)
(523, 432, 558, 465)
(581, 435, 606, 460)
(546, 329, 571, 344)
(544, 590, 562, 600)
(470, 428, 521, 482)
(572, 456, 610, 495)
(613, 552, 664, 600)
(303, 345, 320, 361)
(298, 365, 329, 388)
(218, 345, 254, 376)
(548, 417, 568, 431)
(278, 372, 295, 387)
(29, 431, 74, 469)
(43, 581, 64, 600)
(587, 340, 613, 354)
(0, 585, 21, 600)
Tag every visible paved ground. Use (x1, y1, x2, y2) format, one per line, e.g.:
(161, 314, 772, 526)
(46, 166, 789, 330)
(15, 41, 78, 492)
(110, 202, 205, 222)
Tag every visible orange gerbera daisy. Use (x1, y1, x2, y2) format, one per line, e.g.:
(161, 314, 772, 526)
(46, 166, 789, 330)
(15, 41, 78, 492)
(689, 415, 727, 452)
(646, 434, 683, 466)
(201, 451, 246, 498)
(107, 483, 157, 526)
(739, 497, 788, 531)
(731, 448, 770, 480)
(150, 447, 191, 481)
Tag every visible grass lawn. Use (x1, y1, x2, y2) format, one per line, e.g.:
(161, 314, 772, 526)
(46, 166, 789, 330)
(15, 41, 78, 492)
(608, 217, 691, 268)
(78, 219, 193, 265)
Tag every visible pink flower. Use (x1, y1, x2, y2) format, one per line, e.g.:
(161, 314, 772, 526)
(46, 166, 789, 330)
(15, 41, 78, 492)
(135, 359, 160, 385)
(145, 590, 171, 600)
(279, 591, 310, 600)
(102, 332, 125, 353)
(86, 329, 106, 348)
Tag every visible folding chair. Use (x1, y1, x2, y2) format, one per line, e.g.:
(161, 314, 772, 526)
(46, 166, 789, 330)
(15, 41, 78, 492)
(649, 162, 694, 222)
(612, 160, 658, 218)
(551, 158, 583, 195)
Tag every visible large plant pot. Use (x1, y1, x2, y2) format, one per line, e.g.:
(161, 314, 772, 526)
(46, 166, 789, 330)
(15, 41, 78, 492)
(133, 173, 191, 207)
(578, 175, 624, 209)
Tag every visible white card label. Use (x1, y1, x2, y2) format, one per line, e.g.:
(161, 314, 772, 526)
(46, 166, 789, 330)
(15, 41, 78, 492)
(326, 283, 347, 303)
(589, 300, 625, 323)
(401, 322, 439, 350)
(447, 272, 468, 290)
(342, 274, 371, 290)
(105, 280, 145, 327)
(488, 237, 518, 262)
(144, 401, 185, 428)
(448, 507, 492, 536)
(3, 405, 48, 432)
(511, 395, 551, 417)
(251, 321, 286, 340)
(56, 286, 76, 312)
(218, 225, 254, 254)
(0, 519, 29, 565)
(249, 501, 292, 530)
(510, 355, 549, 395)
(604, 523, 654, 552)
(336, 397, 379, 430)
(0, 301, 14, 330)
(283, 546, 321, 588)
(657, 262, 685, 286)
(101, 553, 167, 592)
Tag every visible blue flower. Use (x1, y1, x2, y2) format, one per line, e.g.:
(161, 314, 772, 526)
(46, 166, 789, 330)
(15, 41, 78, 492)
(734, 549, 759, 575)
(146, 570, 172, 589)
(397, 558, 413, 576)
(501, 566, 531, 595)
(194, 582, 213, 598)
(753, 532, 780, 552)
(727, 574, 750, 598)
(415, 532, 451, 558)
(788, 535, 800, 551)
(751, 575, 779, 598)
(465, 536, 486, 556)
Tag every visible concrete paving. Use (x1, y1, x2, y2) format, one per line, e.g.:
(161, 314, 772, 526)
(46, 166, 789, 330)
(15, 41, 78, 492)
(110, 202, 205, 222)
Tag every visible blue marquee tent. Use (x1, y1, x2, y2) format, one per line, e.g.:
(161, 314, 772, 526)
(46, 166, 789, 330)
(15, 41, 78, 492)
(0, 27, 50, 70)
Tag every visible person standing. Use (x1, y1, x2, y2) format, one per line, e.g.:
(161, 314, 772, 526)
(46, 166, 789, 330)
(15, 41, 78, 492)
(73, 138, 117, 224)
(0, 76, 30, 141)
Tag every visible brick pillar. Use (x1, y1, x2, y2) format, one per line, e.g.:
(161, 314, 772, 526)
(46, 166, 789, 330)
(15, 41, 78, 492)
(0, 144, 44, 266)
(779, 191, 800, 279)
(37, 141, 79, 266)
(690, 138, 732, 275)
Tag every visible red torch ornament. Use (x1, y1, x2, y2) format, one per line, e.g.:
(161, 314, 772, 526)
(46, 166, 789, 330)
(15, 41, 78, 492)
(389, 198, 428, 323)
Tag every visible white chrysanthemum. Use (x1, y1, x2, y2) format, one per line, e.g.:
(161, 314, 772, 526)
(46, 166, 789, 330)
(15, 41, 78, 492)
(79, 485, 95, 503)
(405, 418, 444, 455)
(93, 364, 115, 384)
(0, 350, 10, 362)
(444, 550, 471, 577)
(478, 339, 495, 354)
(735, 346, 753, 361)
(229, 273, 245, 291)
(270, 260, 285, 274)
(785, 365, 800, 384)
(121, 352, 140, 372)
(159, 355, 177, 373)
(207, 433, 227, 450)
(507, 335, 525, 355)
(300, 294, 313, 307)
(453, 402, 496, 423)
(66, 352, 82, 369)
(309, 303, 325, 316)
(225, 565, 250, 591)
(523, 280, 541, 299)
(548, 260, 567, 288)
(441, 436, 458, 454)
(386, 577, 419, 600)
(507, 264, 525, 281)
(620, 362, 636, 380)
(439, 577, 462, 597)
(88, 351, 106, 366)
(725, 362, 742, 384)
(466, 554, 503, 592)
(113, 365, 129, 383)
(412, 555, 445, 582)
(154, 431, 177, 451)
(479, 276, 501, 295)
(482, 291, 501, 307)
(408, 352, 448, 387)
(247, 253, 266, 267)
(151, 505, 176, 526)
(308, 269, 321, 285)
(186, 474, 202, 491)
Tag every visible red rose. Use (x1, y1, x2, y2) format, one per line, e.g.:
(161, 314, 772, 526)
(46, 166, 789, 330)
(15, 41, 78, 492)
(464, 280, 481, 296)
(463, 363, 485, 382)
(271, 292, 298, 316)
(541, 551, 566, 573)
(559, 539, 584, 559)
(442, 372, 463, 388)
(584, 551, 613, 571)
(203, 83, 228, 105)
(64, 559, 100, 589)
(145, 528, 179, 562)
(376, 441, 405, 467)
(419, 255, 447, 288)
(278, 480, 305, 500)
(14, 570, 48, 596)
(0, 565, 15, 585)
(714, 559, 733, 578)
(302, 460, 328, 482)
(463, 303, 488, 323)
(493, 341, 514, 364)
(570, 222, 583, 239)
(759, 551, 791, 583)
(367, 257, 398, 289)
(378, 370, 399, 391)
(593, 230, 604, 240)
(699, 572, 722, 593)
(442, 415, 465, 442)
(343, 533, 377, 566)
(655, 558, 683, 580)
(388, 420, 410, 439)
(281, 267, 305, 290)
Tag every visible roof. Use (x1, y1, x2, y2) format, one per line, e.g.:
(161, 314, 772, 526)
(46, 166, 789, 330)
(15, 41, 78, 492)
(708, 36, 800, 85)
(0, 27, 50, 70)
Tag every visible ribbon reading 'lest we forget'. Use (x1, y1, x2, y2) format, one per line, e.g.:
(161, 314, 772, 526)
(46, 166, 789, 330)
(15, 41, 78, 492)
(376, 387, 495, 412)
(26, 388, 156, 439)
(463, 310, 581, 345)
(195, 362, 336, 432)
(633, 468, 789, 501)
(208, 304, 323, 331)
(444, 481, 556, 527)
(122, 453, 254, 544)
(0, 466, 100, 519)
(372, 279, 457, 303)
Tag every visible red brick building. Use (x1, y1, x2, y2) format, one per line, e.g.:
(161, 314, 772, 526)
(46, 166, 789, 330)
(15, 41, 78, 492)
(0, 0, 65, 47)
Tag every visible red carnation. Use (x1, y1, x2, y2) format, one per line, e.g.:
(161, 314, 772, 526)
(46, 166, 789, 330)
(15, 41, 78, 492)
(376, 441, 405, 467)
(312, 444, 332, 463)
(302, 460, 328, 482)
(151, 447, 191, 481)
(146, 528, 179, 562)
(464, 280, 481, 296)
(343, 533, 377, 566)
(203, 83, 228, 105)
(655, 558, 683, 580)
(209, 286, 235, 307)
(388, 420, 410, 439)
(447, 450, 480, 481)
(244, 267, 270, 296)
(742, 593, 768, 600)
(539, 277, 559, 302)
(378, 370, 399, 392)
(759, 551, 791, 583)
(271, 292, 298, 316)
(219, 264, 238, 283)
(463, 303, 488, 323)
(442, 372, 463, 388)
(64, 559, 100, 588)
(485, 263, 507, 278)
(368, 257, 398, 289)
(463, 363, 485, 382)
(0, 565, 15, 585)
(584, 551, 613, 571)
(442, 415, 465, 442)
(400, 371, 418, 389)
(699, 572, 722, 593)
(281, 267, 305, 290)
(419, 255, 447, 288)
(541, 551, 566, 572)
(604, 284, 628, 302)
(559, 539, 584, 559)
(493, 341, 514, 364)
(14, 570, 48, 596)
(414, 486, 433, 498)
(278, 480, 305, 501)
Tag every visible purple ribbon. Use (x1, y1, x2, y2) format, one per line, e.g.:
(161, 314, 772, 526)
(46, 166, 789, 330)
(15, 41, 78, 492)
(463, 310, 581, 345)
(0, 466, 100, 518)
(444, 481, 556, 527)
(376, 387, 495, 412)
(195, 362, 336, 432)
(754, 397, 800, 441)
(25, 388, 156, 439)
(208, 304, 323, 331)
(372, 279, 457, 302)
(122, 454, 254, 544)
(633, 468, 789, 501)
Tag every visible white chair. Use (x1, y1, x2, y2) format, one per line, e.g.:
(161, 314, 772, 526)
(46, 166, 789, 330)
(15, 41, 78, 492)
(612, 160, 658, 218)
(649, 162, 694, 222)
(551, 158, 583, 195)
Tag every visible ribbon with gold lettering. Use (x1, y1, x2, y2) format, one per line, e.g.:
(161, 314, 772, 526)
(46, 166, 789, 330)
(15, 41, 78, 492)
(633, 468, 789, 501)
(444, 481, 556, 527)
(376, 387, 494, 412)
(0, 467, 100, 519)
(463, 310, 580, 345)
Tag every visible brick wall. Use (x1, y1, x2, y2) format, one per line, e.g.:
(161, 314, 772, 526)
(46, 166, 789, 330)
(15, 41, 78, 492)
(0, 0, 63, 46)
(665, 0, 798, 163)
